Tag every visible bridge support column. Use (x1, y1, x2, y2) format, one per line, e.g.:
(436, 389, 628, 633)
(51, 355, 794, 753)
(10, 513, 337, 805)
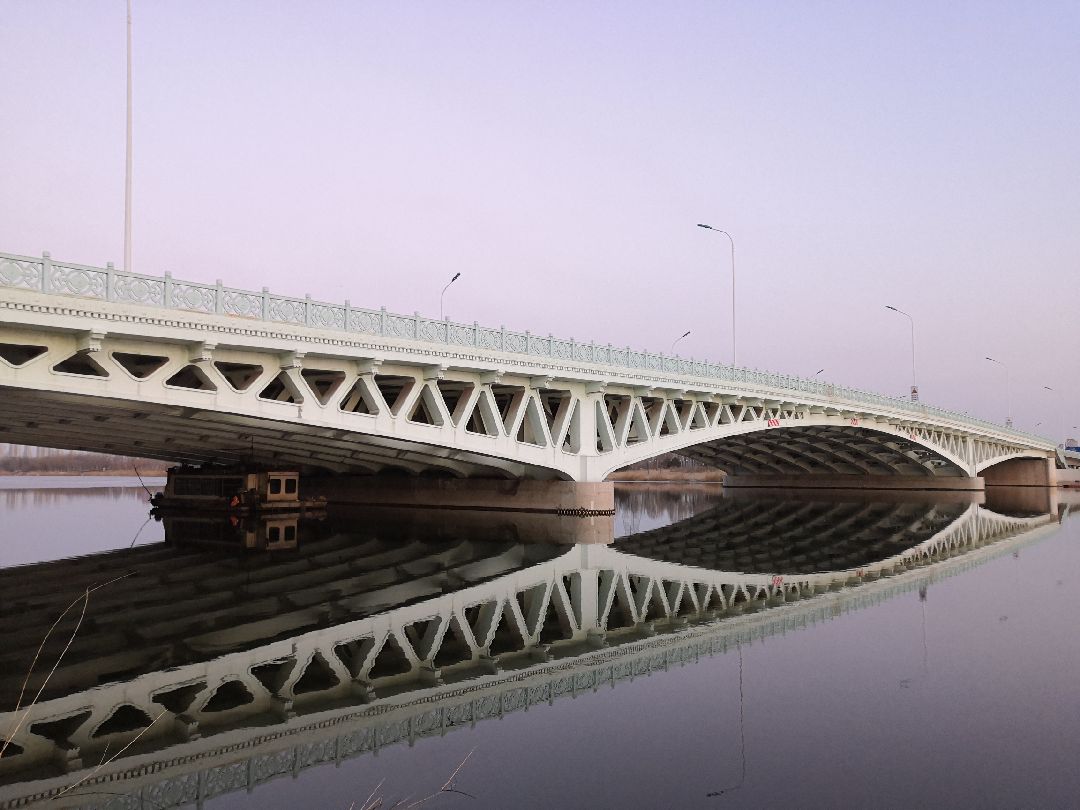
(981, 457, 1056, 488)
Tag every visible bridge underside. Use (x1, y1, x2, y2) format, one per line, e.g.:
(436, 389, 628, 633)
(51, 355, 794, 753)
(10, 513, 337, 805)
(674, 425, 967, 478)
(0, 387, 551, 479)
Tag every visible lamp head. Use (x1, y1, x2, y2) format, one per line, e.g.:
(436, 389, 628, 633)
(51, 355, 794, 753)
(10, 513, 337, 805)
(450, 272, 461, 282)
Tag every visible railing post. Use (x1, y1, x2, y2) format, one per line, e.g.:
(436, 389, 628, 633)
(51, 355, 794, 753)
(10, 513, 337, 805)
(41, 251, 52, 293)
(474, 321, 479, 347)
(445, 317, 451, 344)
(106, 262, 115, 301)
(413, 311, 420, 339)
(345, 299, 351, 332)
(380, 306, 387, 336)
(261, 287, 269, 320)
(215, 279, 224, 314)
(525, 330, 531, 353)
(305, 295, 313, 327)
(164, 271, 173, 308)
(500, 325, 506, 351)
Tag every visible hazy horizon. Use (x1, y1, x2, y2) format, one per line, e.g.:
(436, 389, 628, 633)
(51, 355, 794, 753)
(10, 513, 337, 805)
(2, 1, 1077, 438)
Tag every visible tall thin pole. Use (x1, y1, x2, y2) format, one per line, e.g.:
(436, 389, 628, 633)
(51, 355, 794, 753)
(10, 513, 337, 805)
(439, 272, 461, 320)
(696, 224, 736, 366)
(885, 306, 917, 401)
(124, 0, 133, 273)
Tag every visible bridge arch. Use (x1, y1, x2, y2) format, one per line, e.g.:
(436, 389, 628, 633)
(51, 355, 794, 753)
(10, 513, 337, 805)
(599, 416, 972, 482)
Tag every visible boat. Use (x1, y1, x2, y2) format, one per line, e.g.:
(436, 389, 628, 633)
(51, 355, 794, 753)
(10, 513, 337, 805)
(150, 465, 326, 514)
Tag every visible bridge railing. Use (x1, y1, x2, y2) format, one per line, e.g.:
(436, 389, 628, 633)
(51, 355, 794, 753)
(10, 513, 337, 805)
(0, 250, 1048, 445)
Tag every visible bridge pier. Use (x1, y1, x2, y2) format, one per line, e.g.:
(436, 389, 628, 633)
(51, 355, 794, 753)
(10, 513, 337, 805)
(980, 457, 1056, 488)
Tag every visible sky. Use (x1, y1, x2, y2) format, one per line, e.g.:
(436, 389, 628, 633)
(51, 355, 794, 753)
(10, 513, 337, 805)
(1, 1, 1077, 439)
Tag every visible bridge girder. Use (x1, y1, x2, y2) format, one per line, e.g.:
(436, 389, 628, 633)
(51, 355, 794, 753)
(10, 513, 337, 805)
(0, 289, 1055, 483)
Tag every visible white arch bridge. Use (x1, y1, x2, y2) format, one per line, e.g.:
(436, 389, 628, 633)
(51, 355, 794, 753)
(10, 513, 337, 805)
(0, 250, 1058, 484)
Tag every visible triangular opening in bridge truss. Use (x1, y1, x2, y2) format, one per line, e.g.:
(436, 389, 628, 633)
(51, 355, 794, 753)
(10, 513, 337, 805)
(689, 402, 710, 430)
(291, 651, 341, 695)
(740, 406, 758, 422)
(491, 384, 525, 434)
(333, 635, 377, 678)
(373, 375, 416, 416)
(403, 616, 446, 662)
(0, 342, 46, 367)
(561, 574, 583, 627)
(91, 705, 153, 738)
(594, 399, 616, 453)
(629, 574, 666, 621)
(603, 394, 624, 432)
(301, 368, 347, 406)
(514, 395, 549, 447)
(258, 371, 303, 403)
(200, 680, 254, 713)
(214, 361, 264, 391)
(674, 400, 695, 429)
(463, 600, 500, 650)
(29, 712, 91, 748)
(0, 740, 22, 758)
(368, 634, 412, 679)
(339, 377, 381, 416)
(52, 352, 108, 377)
(537, 388, 570, 435)
(436, 380, 472, 424)
(407, 383, 447, 427)
(601, 571, 636, 630)
(635, 395, 659, 435)
(111, 351, 169, 379)
(674, 583, 700, 617)
(463, 389, 500, 436)
(560, 400, 582, 452)
(538, 584, 576, 644)
(622, 399, 650, 446)
(251, 659, 298, 695)
(433, 615, 475, 668)
(165, 364, 217, 391)
(151, 681, 207, 715)
(658, 402, 681, 437)
(488, 602, 526, 657)
(717, 404, 735, 425)
(515, 582, 550, 638)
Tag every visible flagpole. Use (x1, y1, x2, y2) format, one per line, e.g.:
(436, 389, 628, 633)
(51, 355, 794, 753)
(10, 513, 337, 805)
(124, 0, 133, 272)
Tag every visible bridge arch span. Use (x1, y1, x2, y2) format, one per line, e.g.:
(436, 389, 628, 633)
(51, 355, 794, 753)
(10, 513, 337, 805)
(599, 416, 972, 482)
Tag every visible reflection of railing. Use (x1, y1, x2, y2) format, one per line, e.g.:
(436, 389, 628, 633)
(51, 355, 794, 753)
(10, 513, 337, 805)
(0, 250, 1046, 445)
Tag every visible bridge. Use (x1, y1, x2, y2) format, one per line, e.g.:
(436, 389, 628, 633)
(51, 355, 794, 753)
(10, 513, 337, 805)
(0, 496, 1062, 807)
(0, 250, 1060, 485)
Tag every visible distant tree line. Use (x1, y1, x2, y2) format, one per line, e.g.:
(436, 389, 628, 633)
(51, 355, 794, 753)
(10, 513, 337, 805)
(0, 445, 169, 474)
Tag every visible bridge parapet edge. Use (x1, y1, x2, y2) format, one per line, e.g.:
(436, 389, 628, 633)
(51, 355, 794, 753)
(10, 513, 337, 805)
(0, 250, 1053, 449)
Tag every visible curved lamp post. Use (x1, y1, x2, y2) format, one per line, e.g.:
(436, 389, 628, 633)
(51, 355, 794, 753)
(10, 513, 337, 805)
(984, 356, 1012, 428)
(440, 272, 461, 320)
(696, 224, 736, 366)
(885, 306, 917, 401)
(670, 330, 691, 355)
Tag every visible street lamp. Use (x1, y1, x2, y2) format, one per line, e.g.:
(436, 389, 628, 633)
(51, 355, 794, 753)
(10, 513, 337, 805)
(984, 356, 1012, 428)
(885, 306, 918, 401)
(696, 224, 736, 366)
(440, 272, 461, 320)
(670, 330, 691, 354)
(812, 368, 825, 377)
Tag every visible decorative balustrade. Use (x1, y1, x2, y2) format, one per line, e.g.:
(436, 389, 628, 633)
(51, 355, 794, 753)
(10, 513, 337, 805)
(0, 250, 1044, 444)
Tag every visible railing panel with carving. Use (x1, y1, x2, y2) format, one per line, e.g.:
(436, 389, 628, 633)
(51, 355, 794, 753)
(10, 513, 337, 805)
(0, 249, 1050, 446)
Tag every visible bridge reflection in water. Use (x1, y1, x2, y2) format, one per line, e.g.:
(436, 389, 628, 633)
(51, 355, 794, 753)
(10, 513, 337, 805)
(0, 490, 1063, 808)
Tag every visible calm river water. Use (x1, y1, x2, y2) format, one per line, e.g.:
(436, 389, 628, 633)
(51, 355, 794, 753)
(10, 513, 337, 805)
(0, 478, 1078, 809)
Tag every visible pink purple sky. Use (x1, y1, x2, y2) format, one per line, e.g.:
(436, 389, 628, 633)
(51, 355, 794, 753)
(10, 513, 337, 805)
(1, 2, 1077, 439)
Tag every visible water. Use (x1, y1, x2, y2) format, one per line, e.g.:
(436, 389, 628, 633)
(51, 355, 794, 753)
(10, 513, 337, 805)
(0, 480, 1078, 809)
